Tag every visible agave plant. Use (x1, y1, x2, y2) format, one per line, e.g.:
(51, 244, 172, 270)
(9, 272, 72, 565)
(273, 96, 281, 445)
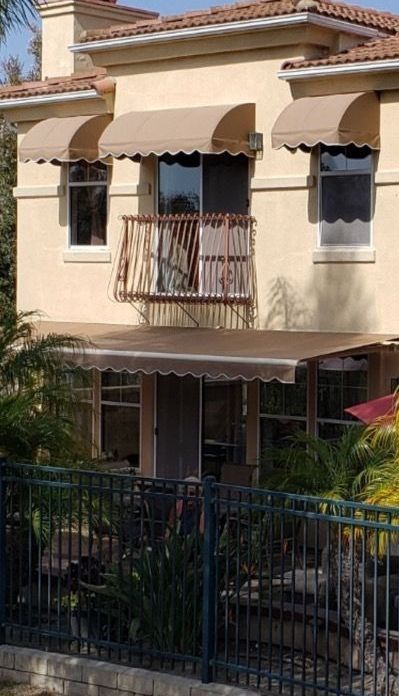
(86, 528, 204, 655)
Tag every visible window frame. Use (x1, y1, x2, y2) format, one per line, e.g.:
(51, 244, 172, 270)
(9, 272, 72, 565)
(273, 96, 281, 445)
(67, 161, 109, 250)
(317, 145, 374, 250)
(100, 371, 142, 467)
(316, 356, 368, 438)
(259, 355, 369, 463)
(67, 368, 96, 457)
(154, 153, 251, 297)
(155, 153, 251, 218)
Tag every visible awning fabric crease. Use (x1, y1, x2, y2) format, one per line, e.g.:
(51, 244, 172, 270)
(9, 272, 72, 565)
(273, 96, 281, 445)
(37, 322, 396, 383)
(271, 92, 380, 151)
(20, 114, 112, 163)
(98, 103, 256, 159)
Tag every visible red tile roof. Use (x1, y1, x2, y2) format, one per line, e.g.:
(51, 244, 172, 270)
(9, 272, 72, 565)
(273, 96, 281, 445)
(283, 34, 399, 70)
(75, 0, 158, 18)
(79, 0, 399, 44)
(0, 69, 112, 101)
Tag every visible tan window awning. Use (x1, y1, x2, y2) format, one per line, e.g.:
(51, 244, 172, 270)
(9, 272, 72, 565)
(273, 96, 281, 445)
(20, 114, 112, 164)
(37, 322, 396, 383)
(98, 103, 256, 159)
(271, 92, 380, 151)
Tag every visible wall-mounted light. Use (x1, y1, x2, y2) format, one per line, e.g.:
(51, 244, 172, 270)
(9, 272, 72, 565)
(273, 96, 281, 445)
(249, 132, 263, 159)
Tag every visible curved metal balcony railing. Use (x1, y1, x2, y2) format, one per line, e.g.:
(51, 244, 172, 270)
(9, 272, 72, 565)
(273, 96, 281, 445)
(114, 213, 256, 305)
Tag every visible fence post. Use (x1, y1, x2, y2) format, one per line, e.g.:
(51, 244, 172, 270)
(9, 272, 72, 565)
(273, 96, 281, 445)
(0, 460, 6, 644)
(202, 475, 216, 684)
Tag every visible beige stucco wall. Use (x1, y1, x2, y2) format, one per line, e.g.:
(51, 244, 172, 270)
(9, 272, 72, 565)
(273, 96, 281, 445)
(40, 0, 158, 78)
(14, 22, 399, 338)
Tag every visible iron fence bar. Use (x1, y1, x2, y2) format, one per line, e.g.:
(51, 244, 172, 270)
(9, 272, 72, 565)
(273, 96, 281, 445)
(7, 473, 399, 530)
(373, 522, 378, 696)
(0, 462, 6, 645)
(28, 482, 33, 640)
(313, 516, 320, 696)
(234, 489, 242, 685)
(202, 476, 216, 684)
(290, 498, 297, 696)
(360, 512, 366, 696)
(385, 515, 391, 696)
(3, 462, 399, 521)
(324, 517, 331, 692)
(301, 503, 308, 696)
(7, 464, 398, 520)
(212, 660, 364, 696)
(336, 521, 342, 696)
(279, 508, 285, 694)
(214, 482, 399, 517)
(4, 622, 201, 664)
(267, 495, 274, 692)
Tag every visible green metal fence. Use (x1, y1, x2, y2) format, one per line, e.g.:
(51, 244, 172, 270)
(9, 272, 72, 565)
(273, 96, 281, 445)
(1, 462, 399, 695)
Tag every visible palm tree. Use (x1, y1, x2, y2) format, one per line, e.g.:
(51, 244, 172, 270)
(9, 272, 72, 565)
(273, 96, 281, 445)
(0, 309, 88, 462)
(265, 426, 398, 694)
(0, 1, 36, 39)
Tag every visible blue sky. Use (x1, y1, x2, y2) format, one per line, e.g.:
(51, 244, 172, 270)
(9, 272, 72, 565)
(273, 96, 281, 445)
(0, 0, 397, 75)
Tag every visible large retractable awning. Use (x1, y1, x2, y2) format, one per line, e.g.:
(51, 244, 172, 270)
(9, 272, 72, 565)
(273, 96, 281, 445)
(98, 103, 256, 159)
(20, 114, 112, 164)
(38, 322, 396, 383)
(271, 92, 380, 151)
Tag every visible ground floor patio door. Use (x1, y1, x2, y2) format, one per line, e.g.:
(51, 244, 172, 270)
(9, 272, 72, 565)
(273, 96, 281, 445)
(156, 374, 201, 479)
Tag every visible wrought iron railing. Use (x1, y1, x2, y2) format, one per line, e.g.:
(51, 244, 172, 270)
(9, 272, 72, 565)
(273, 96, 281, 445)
(2, 462, 399, 694)
(114, 214, 256, 305)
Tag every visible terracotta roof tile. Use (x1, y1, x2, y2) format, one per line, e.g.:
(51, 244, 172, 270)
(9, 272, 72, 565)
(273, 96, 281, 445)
(283, 35, 399, 69)
(79, 0, 399, 43)
(0, 69, 111, 101)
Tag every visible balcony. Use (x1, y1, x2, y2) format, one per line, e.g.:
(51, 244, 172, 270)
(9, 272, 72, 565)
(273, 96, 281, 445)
(114, 214, 256, 305)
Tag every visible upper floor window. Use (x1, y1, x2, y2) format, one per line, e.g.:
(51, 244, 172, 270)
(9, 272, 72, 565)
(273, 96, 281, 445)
(319, 145, 372, 248)
(158, 152, 249, 215)
(69, 161, 108, 247)
(155, 153, 250, 298)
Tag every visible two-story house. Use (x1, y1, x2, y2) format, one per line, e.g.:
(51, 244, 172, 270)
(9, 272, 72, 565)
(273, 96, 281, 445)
(2, 0, 399, 482)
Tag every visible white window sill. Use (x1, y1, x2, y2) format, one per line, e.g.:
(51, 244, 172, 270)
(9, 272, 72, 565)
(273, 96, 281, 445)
(312, 248, 376, 264)
(63, 250, 112, 263)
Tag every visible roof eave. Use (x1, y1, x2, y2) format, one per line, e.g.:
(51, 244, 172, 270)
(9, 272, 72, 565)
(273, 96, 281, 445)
(0, 89, 101, 110)
(279, 57, 399, 81)
(69, 13, 384, 54)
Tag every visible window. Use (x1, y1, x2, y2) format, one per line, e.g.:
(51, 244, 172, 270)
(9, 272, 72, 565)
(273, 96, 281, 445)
(259, 366, 307, 481)
(157, 153, 249, 296)
(68, 369, 95, 456)
(69, 161, 108, 246)
(202, 380, 247, 475)
(317, 356, 368, 440)
(101, 371, 141, 467)
(259, 356, 369, 477)
(319, 145, 372, 247)
(158, 152, 249, 216)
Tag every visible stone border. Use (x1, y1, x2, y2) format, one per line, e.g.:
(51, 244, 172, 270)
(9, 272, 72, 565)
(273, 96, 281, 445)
(0, 645, 258, 696)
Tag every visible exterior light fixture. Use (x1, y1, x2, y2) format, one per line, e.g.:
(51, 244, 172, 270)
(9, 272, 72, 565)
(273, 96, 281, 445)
(249, 131, 264, 159)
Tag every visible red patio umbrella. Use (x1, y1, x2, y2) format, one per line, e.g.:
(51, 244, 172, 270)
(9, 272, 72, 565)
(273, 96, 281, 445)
(345, 394, 397, 425)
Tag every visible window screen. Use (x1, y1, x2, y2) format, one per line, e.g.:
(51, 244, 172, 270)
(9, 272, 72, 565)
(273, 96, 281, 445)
(320, 145, 372, 247)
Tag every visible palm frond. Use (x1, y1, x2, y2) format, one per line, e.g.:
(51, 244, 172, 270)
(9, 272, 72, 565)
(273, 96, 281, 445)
(0, 311, 89, 462)
(0, 1, 37, 40)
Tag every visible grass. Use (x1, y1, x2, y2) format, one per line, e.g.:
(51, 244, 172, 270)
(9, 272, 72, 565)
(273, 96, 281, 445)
(0, 684, 52, 695)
